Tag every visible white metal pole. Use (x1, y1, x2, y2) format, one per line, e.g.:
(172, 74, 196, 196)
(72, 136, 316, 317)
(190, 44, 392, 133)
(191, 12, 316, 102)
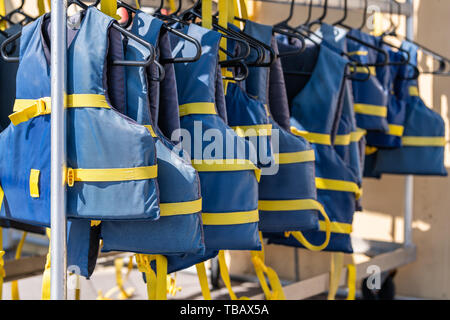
(404, 0, 414, 248)
(50, 0, 68, 300)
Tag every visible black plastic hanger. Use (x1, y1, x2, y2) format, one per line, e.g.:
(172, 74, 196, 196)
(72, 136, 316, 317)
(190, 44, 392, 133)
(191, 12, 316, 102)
(308, 0, 328, 29)
(117, 0, 202, 64)
(0, 0, 160, 72)
(357, 0, 368, 30)
(270, 0, 306, 57)
(333, 0, 352, 30)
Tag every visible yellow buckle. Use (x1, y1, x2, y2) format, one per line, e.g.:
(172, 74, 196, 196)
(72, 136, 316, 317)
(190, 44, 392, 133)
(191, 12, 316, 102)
(67, 168, 74, 187)
(36, 98, 48, 115)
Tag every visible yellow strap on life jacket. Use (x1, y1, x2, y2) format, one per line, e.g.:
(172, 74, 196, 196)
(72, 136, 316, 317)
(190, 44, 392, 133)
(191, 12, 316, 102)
(29, 169, 40, 198)
(192, 159, 261, 182)
(388, 124, 405, 137)
(10, 94, 111, 126)
(202, 209, 259, 225)
(37, 0, 46, 16)
(409, 86, 419, 97)
(167, 273, 182, 296)
(41, 229, 51, 300)
(349, 66, 376, 76)
(402, 136, 447, 147)
(143, 125, 157, 138)
(11, 232, 27, 300)
(65, 165, 157, 187)
(347, 50, 368, 56)
(274, 149, 315, 164)
(231, 124, 272, 137)
(179, 102, 217, 117)
(251, 232, 285, 300)
(100, 0, 121, 19)
(283, 200, 332, 252)
(168, 0, 176, 12)
(160, 198, 202, 217)
(365, 145, 378, 155)
(135, 254, 168, 300)
(0, 0, 7, 31)
(218, 250, 250, 300)
(328, 253, 356, 300)
(316, 177, 363, 200)
(202, 0, 212, 29)
(290, 127, 332, 145)
(354, 103, 388, 117)
(195, 262, 212, 300)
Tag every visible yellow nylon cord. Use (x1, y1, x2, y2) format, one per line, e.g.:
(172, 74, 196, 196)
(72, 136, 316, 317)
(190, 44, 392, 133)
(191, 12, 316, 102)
(11, 232, 27, 300)
(100, 0, 121, 19)
(41, 229, 51, 300)
(328, 253, 357, 300)
(135, 254, 167, 300)
(251, 233, 285, 300)
(218, 0, 228, 62)
(346, 263, 356, 300)
(328, 252, 344, 300)
(202, 0, 212, 29)
(218, 251, 249, 300)
(0, 0, 6, 30)
(135, 0, 140, 9)
(201, 209, 259, 225)
(239, 0, 248, 19)
(167, 273, 182, 296)
(283, 200, 332, 252)
(169, 0, 176, 12)
(195, 263, 212, 300)
(37, 0, 46, 16)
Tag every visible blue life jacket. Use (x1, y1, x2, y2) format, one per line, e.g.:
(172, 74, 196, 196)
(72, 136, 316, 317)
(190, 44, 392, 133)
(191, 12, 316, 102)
(366, 48, 408, 148)
(170, 23, 261, 251)
(238, 22, 319, 233)
(0, 8, 160, 227)
(270, 42, 361, 253)
(372, 42, 447, 176)
(347, 29, 389, 132)
(100, 11, 205, 256)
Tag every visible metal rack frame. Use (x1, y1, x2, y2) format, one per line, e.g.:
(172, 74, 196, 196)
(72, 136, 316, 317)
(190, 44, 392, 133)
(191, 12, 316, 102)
(42, 0, 415, 299)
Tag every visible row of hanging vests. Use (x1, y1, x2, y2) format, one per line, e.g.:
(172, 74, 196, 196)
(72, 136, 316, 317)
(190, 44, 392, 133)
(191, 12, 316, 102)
(0, 0, 446, 300)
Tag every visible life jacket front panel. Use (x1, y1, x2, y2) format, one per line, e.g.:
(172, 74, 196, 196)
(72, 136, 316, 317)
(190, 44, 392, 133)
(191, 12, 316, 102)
(100, 12, 204, 256)
(0, 8, 160, 227)
(347, 29, 389, 132)
(170, 23, 261, 251)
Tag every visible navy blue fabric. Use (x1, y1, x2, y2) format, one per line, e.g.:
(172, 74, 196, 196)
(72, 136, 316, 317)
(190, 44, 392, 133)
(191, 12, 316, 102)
(169, 23, 260, 251)
(347, 29, 389, 132)
(269, 43, 358, 253)
(268, 37, 291, 131)
(372, 42, 447, 176)
(101, 11, 204, 257)
(366, 48, 407, 148)
(236, 23, 319, 233)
